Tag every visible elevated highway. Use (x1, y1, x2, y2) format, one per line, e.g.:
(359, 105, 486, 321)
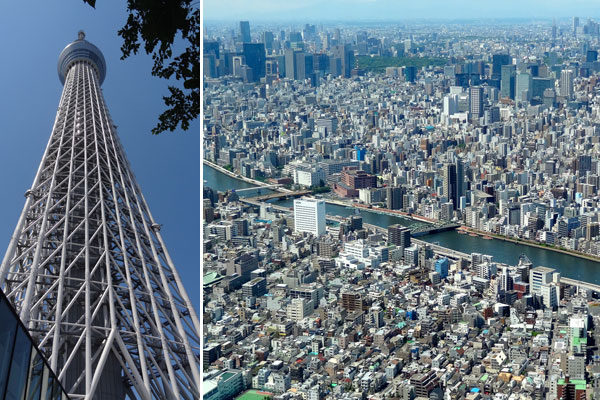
(561, 277, 600, 293)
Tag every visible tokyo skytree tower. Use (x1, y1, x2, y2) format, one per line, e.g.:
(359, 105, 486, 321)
(0, 32, 200, 399)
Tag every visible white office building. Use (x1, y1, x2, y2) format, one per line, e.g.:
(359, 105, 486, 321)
(294, 166, 326, 187)
(541, 283, 559, 309)
(560, 69, 574, 99)
(530, 266, 555, 295)
(287, 298, 313, 321)
(294, 198, 326, 236)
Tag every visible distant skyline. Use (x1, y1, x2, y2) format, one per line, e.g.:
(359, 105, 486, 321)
(203, 0, 600, 22)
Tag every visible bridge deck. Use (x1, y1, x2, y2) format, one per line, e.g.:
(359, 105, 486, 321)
(249, 190, 311, 201)
(561, 277, 600, 292)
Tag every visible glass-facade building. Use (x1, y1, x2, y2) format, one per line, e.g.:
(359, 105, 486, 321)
(0, 291, 69, 400)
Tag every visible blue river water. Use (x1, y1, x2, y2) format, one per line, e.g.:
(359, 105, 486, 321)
(203, 163, 600, 284)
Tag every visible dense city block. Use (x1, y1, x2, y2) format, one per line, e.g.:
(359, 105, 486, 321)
(203, 18, 600, 400)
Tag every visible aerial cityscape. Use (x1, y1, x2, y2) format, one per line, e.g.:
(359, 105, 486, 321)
(202, 9, 600, 400)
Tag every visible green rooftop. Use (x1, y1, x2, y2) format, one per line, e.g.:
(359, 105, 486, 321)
(557, 379, 586, 391)
(221, 372, 235, 381)
(203, 271, 223, 287)
(480, 374, 489, 381)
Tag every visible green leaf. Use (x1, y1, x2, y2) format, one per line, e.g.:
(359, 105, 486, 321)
(86, 0, 199, 134)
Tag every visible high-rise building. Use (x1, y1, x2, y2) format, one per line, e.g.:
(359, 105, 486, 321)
(587, 223, 600, 241)
(516, 72, 532, 102)
(404, 66, 417, 83)
(313, 53, 330, 74)
(532, 77, 555, 98)
(0, 32, 199, 399)
(573, 16, 580, 35)
(242, 43, 266, 81)
(329, 56, 342, 77)
(560, 69, 574, 99)
(294, 198, 326, 236)
(203, 40, 221, 78)
(501, 64, 516, 99)
(289, 31, 303, 43)
(469, 86, 483, 121)
(265, 58, 278, 76)
(491, 54, 510, 80)
(443, 163, 457, 205)
(557, 377, 586, 400)
(333, 44, 354, 78)
(284, 49, 298, 79)
(456, 159, 465, 203)
(441, 202, 454, 221)
(388, 224, 411, 251)
(578, 154, 592, 175)
(500, 266, 514, 291)
(443, 94, 458, 117)
(295, 51, 307, 80)
(204, 54, 218, 78)
(232, 55, 246, 77)
(261, 31, 274, 51)
(239, 20, 251, 43)
(541, 283, 559, 309)
(529, 266, 555, 295)
(386, 186, 404, 210)
(204, 40, 220, 59)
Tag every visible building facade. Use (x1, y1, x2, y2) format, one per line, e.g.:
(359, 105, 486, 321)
(294, 198, 326, 236)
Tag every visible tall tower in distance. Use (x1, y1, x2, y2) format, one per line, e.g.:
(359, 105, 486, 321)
(469, 86, 483, 122)
(239, 20, 251, 43)
(560, 69, 574, 100)
(0, 32, 200, 399)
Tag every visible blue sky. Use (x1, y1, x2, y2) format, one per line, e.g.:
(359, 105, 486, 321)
(204, 0, 600, 21)
(0, 4, 199, 311)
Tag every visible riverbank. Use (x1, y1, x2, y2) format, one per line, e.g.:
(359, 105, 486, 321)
(204, 161, 434, 225)
(459, 226, 600, 263)
(322, 198, 436, 224)
(206, 163, 600, 284)
(203, 162, 600, 265)
(203, 160, 277, 189)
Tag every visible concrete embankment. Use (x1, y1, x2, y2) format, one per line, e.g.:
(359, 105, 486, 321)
(458, 226, 600, 263)
(203, 160, 275, 188)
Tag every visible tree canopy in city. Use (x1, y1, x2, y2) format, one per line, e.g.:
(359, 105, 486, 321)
(357, 55, 448, 73)
(83, 0, 199, 135)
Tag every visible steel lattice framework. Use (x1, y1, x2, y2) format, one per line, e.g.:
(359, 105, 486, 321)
(0, 32, 200, 400)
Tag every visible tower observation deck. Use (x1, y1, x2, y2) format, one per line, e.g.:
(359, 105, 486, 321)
(0, 32, 200, 399)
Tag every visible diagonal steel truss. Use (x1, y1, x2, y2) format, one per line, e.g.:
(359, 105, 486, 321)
(0, 40, 200, 399)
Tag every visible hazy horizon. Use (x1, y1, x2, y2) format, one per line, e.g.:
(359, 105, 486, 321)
(204, 0, 600, 22)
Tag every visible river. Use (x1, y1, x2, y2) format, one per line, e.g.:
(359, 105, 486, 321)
(203, 163, 600, 284)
